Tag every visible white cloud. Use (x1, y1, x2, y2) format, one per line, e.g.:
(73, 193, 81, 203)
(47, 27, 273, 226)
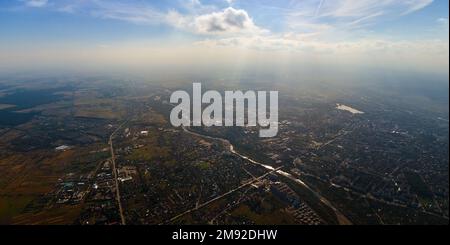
(22, 0, 48, 8)
(5, 0, 447, 75)
(47, 1, 265, 36)
(17, 0, 435, 39)
(15, 0, 443, 53)
(194, 7, 265, 34)
(191, 34, 448, 75)
(437, 17, 449, 25)
(167, 7, 267, 35)
(225, 0, 235, 6)
(194, 32, 449, 60)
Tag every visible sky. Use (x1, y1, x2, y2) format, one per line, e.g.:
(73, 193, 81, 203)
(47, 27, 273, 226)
(0, 0, 448, 78)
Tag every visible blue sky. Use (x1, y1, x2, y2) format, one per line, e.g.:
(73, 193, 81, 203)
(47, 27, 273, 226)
(1, 0, 448, 40)
(0, 0, 448, 74)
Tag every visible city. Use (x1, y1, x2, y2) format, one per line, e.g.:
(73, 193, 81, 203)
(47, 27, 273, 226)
(0, 77, 447, 225)
(0, 0, 448, 236)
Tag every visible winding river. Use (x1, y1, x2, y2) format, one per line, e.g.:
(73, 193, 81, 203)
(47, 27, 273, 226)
(181, 126, 352, 225)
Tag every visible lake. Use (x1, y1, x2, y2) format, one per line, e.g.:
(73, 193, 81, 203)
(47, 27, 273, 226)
(0, 88, 67, 126)
(336, 104, 364, 114)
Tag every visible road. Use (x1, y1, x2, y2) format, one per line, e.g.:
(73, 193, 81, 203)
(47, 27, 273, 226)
(109, 121, 128, 225)
(161, 166, 284, 225)
(182, 126, 353, 225)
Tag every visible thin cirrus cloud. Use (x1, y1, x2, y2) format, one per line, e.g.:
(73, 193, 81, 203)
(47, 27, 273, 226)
(4, 0, 447, 74)
(317, 0, 433, 17)
(18, 0, 436, 36)
(22, 0, 48, 8)
(90, 1, 265, 35)
(285, 0, 435, 32)
(39, 0, 262, 35)
(89, 1, 166, 26)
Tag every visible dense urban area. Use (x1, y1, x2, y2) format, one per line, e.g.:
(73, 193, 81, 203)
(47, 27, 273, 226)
(0, 77, 448, 225)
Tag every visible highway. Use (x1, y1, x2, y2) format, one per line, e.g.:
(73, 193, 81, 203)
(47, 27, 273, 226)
(161, 166, 284, 225)
(109, 121, 128, 225)
(181, 126, 353, 225)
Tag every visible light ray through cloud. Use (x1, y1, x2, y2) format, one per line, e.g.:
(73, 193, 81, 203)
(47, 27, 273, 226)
(0, 0, 447, 75)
